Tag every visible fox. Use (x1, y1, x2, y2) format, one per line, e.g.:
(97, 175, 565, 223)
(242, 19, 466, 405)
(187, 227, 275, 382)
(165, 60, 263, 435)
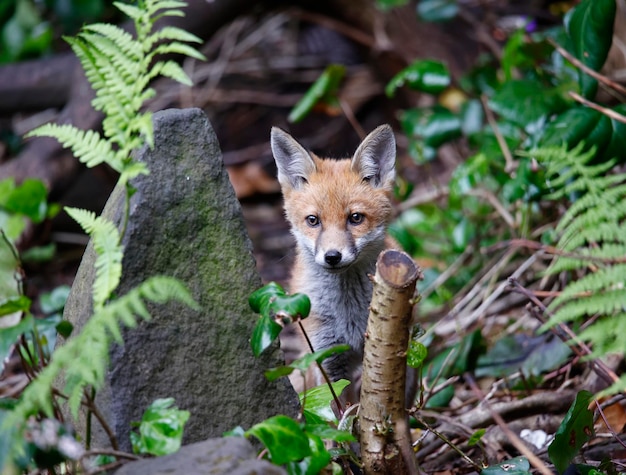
(270, 124, 400, 405)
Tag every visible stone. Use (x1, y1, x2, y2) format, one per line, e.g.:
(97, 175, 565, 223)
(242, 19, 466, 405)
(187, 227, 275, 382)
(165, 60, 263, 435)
(114, 437, 286, 475)
(63, 108, 299, 451)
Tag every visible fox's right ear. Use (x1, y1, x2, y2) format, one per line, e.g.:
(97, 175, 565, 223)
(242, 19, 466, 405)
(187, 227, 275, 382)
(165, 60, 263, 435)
(270, 127, 316, 190)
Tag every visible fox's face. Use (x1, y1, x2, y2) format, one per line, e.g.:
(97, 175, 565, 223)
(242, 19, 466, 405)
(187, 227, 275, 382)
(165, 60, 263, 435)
(271, 125, 396, 272)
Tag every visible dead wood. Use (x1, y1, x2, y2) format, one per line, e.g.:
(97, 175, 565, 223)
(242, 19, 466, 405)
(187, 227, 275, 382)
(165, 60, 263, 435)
(360, 250, 421, 475)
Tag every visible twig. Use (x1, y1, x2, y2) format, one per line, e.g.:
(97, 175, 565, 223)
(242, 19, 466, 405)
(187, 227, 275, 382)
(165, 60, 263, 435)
(568, 91, 626, 124)
(465, 375, 554, 475)
(414, 416, 483, 471)
(297, 320, 344, 415)
(595, 399, 626, 450)
(290, 9, 376, 49)
(81, 389, 120, 451)
(339, 98, 366, 140)
(507, 278, 620, 386)
(487, 238, 626, 264)
(547, 38, 626, 96)
(480, 94, 516, 173)
(467, 187, 516, 228)
(397, 185, 450, 212)
(420, 245, 474, 300)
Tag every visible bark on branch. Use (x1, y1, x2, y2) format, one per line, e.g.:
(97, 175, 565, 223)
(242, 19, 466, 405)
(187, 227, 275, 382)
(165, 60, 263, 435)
(360, 249, 421, 475)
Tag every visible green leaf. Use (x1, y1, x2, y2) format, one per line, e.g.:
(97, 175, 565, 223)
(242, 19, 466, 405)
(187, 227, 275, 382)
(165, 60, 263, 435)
(481, 456, 531, 475)
(386, 60, 450, 97)
(0, 296, 31, 317)
(488, 80, 566, 133)
(0, 315, 33, 367)
(540, 107, 610, 154)
(265, 345, 350, 381)
(300, 380, 350, 423)
(548, 390, 595, 474)
(245, 415, 311, 465)
(565, 0, 616, 98)
(417, 0, 458, 22)
(288, 64, 346, 123)
(39, 285, 71, 315)
(400, 107, 462, 149)
(269, 293, 311, 323)
(250, 313, 282, 357)
(249, 282, 285, 313)
(407, 340, 428, 368)
(130, 398, 190, 456)
(376, 0, 409, 11)
(468, 428, 485, 446)
(305, 424, 355, 443)
(2, 178, 48, 223)
(285, 433, 331, 475)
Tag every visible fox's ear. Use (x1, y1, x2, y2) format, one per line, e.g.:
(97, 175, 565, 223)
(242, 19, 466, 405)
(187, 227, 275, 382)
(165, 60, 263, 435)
(271, 127, 316, 190)
(351, 124, 396, 188)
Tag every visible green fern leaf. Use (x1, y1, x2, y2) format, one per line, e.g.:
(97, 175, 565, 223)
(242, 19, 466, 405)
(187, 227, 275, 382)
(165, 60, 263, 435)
(83, 23, 142, 61)
(149, 60, 192, 85)
(579, 313, 626, 358)
(150, 42, 205, 61)
(26, 124, 122, 172)
(550, 264, 626, 308)
(65, 207, 123, 310)
(147, 26, 202, 47)
(546, 289, 626, 328)
(113, 2, 143, 21)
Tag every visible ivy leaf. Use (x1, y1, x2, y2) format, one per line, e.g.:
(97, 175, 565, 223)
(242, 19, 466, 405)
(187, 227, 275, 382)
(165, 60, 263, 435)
(0, 296, 31, 317)
(245, 415, 311, 465)
(264, 344, 350, 381)
(489, 79, 566, 133)
(386, 60, 450, 97)
(2, 178, 48, 223)
(249, 282, 285, 313)
(548, 390, 595, 474)
(0, 315, 33, 370)
(285, 433, 331, 475)
(300, 380, 350, 423)
(400, 107, 462, 149)
(407, 340, 428, 368)
(288, 64, 346, 123)
(250, 313, 282, 358)
(417, 0, 458, 22)
(130, 398, 190, 457)
(565, 0, 616, 98)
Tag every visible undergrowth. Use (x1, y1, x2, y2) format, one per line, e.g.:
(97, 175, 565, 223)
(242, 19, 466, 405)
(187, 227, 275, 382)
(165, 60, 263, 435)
(529, 143, 626, 394)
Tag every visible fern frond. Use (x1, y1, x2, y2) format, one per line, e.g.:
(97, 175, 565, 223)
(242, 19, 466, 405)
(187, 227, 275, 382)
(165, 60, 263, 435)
(578, 313, 626, 358)
(546, 289, 626, 328)
(556, 200, 626, 248)
(561, 222, 626, 251)
(26, 124, 123, 172)
(147, 60, 192, 85)
(113, 2, 143, 21)
(83, 23, 142, 61)
(556, 183, 626, 233)
(6, 275, 197, 422)
(146, 25, 202, 48)
(65, 207, 123, 310)
(550, 264, 626, 308)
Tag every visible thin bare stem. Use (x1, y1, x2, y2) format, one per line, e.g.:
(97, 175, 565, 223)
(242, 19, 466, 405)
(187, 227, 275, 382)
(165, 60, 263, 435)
(548, 38, 626, 96)
(569, 91, 626, 124)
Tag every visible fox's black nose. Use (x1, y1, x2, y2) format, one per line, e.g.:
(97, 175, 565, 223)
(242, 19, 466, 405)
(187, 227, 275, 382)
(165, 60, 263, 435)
(325, 250, 342, 266)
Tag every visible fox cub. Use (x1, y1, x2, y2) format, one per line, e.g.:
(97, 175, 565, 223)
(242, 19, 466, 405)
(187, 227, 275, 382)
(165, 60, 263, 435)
(270, 125, 397, 403)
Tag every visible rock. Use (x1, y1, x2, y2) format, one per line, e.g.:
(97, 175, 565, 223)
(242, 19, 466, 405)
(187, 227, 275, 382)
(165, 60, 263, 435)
(63, 108, 298, 451)
(114, 437, 286, 475)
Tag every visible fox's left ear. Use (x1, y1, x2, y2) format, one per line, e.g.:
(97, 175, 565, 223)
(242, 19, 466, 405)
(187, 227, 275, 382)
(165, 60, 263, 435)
(351, 124, 396, 188)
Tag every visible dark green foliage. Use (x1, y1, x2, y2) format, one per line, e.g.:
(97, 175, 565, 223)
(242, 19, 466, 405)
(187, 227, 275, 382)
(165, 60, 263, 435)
(548, 390, 595, 474)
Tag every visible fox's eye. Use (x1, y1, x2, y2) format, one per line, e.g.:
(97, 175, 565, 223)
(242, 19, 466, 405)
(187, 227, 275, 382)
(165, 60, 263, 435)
(306, 215, 320, 227)
(349, 213, 364, 225)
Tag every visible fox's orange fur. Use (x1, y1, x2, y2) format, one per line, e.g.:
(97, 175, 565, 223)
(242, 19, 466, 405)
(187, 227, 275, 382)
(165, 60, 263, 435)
(270, 125, 398, 404)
